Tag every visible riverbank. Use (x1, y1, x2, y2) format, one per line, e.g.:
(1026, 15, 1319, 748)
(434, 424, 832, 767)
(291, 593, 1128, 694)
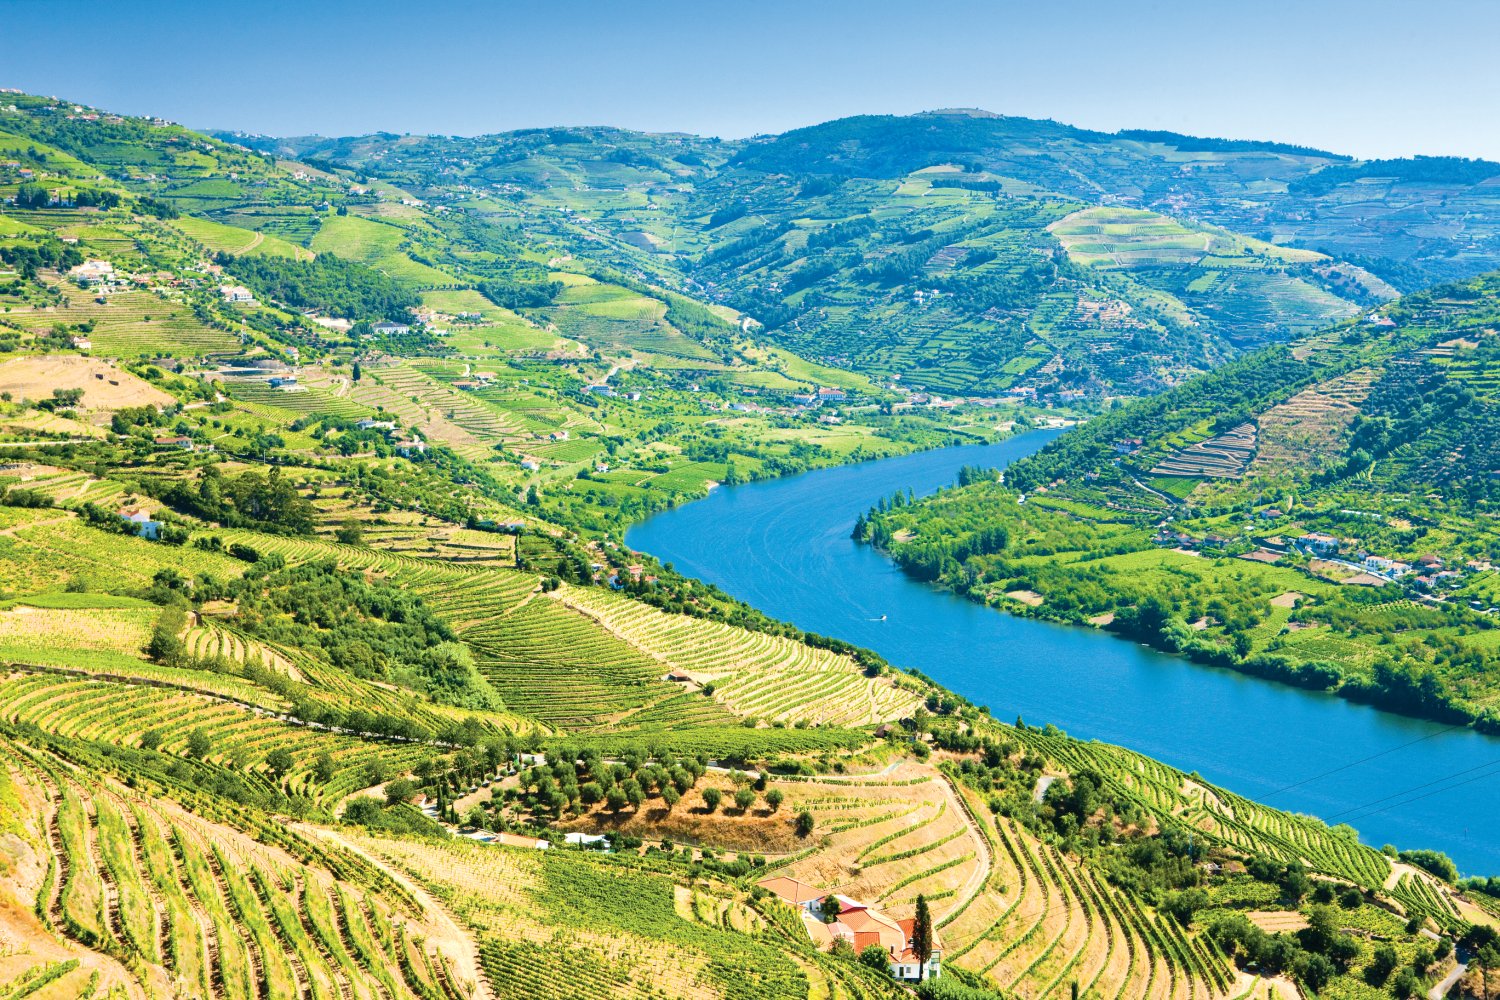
(864, 471, 1500, 737)
(626, 430, 1500, 876)
(869, 546, 1499, 738)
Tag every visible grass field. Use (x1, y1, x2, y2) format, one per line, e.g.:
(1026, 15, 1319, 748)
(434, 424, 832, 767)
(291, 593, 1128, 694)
(172, 215, 311, 259)
(311, 214, 457, 287)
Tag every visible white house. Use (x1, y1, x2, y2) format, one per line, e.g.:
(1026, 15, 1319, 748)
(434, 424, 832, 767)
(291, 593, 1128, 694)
(373, 321, 410, 336)
(563, 832, 610, 849)
(219, 285, 255, 304)
(69, 260, 114, 285)
(117, 507, 161, 541)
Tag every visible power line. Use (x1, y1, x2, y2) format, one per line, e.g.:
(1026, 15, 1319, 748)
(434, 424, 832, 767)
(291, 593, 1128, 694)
(1259, 723, 1470, 801)
(1338, 765, 1500, 824)
(1322, 756, 1500, 823)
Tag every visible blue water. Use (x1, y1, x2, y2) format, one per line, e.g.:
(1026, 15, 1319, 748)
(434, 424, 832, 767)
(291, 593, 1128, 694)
(627, 430, 1500, 876)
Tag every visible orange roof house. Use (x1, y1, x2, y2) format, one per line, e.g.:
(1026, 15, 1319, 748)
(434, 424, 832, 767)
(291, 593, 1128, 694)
(757, 877, 942, 981)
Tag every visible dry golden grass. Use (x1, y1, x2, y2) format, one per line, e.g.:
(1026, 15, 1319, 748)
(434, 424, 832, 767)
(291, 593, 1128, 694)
(0, 356, 172, 420)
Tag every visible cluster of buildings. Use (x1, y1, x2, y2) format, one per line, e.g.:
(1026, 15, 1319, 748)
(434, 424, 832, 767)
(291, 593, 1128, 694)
(789, 386, 848, 407)
(451, 371, 501, 392)
(345, 417, 423, 456)
(1160, 522, 1470, 594)
(757, 876, 941, 982)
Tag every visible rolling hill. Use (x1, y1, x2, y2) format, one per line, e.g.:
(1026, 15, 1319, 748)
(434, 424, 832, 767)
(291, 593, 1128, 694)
(229, 110, 1500, 400)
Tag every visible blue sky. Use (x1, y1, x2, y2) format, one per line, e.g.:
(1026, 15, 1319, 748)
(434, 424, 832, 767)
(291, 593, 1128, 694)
(2, 0, 1498, 159)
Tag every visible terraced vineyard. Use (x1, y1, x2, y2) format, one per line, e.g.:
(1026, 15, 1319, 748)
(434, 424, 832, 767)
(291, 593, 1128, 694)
(0, 670, 433, 802)
(346, 831, 890, 1000)
(553, 586, 922, 726)
(1147, 423, 1257, 480)
(1248, 367, 1374, 478)
(1, 739, 479, 1000)
(1012, 730, 1397, 892)
(15, 282, 242, 358)
(761, 762, 1253, 1000)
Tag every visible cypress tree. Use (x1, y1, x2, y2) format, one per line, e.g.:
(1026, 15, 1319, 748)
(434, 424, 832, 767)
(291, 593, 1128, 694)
(912, 894, 933, 980)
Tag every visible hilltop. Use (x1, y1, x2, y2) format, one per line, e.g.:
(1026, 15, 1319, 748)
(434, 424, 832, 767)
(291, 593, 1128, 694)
(0, 86, 1496, 1000)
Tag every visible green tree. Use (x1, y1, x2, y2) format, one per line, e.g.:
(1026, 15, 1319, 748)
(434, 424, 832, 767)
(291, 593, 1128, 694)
(858, 944, 890, 974)
(911, 894, 934, 981)
(313, 751, 336, 784)
(140, 728, 163, 751)
(734, 788, 755, 812)
(1367, 944, 1399, 986)
(701, 787, 722, 813)
(186, 728, 212, 759)
(795, 809, 815, 837)
(765, 788, 784, 812)
(336, 517, 364, 545)
(384, 778, 416, 806)
(265, 748, 295, 779)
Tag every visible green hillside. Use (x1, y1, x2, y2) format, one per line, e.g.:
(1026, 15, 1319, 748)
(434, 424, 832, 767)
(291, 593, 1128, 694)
(239, 110, 1500, 402)
(866, 274, 1500, 732)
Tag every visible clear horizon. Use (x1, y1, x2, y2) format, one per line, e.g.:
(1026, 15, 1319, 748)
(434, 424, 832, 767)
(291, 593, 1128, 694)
(2, 0, 1499, 160)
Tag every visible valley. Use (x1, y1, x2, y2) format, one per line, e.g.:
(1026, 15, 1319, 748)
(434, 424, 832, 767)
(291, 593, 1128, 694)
(0, 77, 1496, 1000)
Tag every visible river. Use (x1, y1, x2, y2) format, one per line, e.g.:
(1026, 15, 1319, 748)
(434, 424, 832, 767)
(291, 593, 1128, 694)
(627, 429, 1500, 876)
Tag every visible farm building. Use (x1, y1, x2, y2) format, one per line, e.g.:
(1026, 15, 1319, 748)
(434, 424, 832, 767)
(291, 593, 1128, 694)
(757, 877, 941, 981)
(153, 435, 194, 450)
(219, 285, 255, 304)
(116, 507, 161, 540)
(69, 260, 114, 285)
(563, 832, 610, 849)
(1296, 532, 1340, 556)
(373, 322, 410, 336)
(394, 438, 426, 456)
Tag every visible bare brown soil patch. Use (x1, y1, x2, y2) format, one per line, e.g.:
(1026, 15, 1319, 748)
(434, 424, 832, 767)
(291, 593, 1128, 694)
(0, 356, 171, 421)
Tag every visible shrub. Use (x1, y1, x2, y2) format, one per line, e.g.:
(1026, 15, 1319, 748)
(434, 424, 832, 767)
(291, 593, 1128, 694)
(186, 728, 212, 759)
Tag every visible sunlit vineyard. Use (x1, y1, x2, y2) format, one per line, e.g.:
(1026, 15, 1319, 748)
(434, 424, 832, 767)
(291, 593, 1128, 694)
(0, 740, 479, 1000)
(554, 586, 922, 727)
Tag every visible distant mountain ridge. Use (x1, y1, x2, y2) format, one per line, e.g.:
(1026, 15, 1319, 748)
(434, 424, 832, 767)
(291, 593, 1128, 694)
(201, 108, 1500, 397)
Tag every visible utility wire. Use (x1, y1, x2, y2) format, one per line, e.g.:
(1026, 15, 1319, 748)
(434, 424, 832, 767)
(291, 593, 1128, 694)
(1321, 756, 1500, 822)
(1339, 765, 1500, 824)
(1260, 723, 1470, 801)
